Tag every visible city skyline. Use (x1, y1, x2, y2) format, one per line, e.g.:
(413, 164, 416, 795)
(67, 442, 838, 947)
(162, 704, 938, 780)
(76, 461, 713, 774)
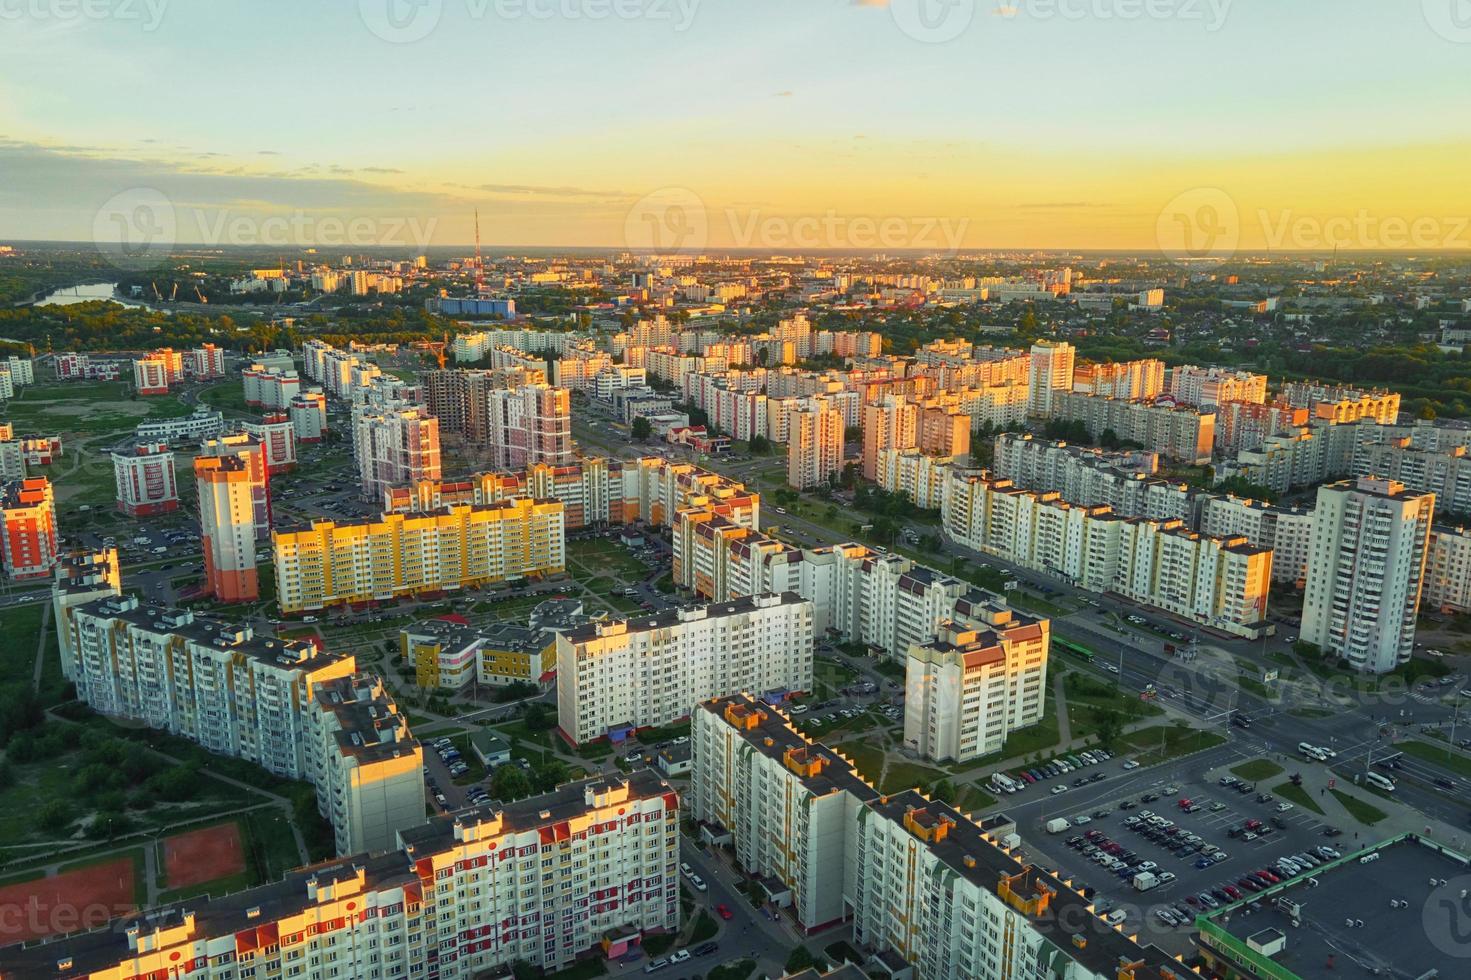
(3, 1, 1469, 251)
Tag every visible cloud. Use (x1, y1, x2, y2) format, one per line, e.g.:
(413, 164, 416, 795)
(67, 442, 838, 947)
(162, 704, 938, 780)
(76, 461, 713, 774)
(0, 140, 462, 241)
(472, 182, 633, 201)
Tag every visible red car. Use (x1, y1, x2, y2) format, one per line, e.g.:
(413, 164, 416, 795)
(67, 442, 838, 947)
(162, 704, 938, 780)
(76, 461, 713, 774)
(1177, 798, 1192, 809)
(1223, 886, 1242, 900)
(715, 904, 733, 920)
(1259, 869, 1280, 884)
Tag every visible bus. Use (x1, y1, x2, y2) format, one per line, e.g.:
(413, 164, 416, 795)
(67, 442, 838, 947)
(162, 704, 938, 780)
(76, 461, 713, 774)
(1055, 638, 1095, 664)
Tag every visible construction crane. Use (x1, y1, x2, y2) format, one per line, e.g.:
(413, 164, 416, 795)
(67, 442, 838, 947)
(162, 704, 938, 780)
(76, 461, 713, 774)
(151, 281, 162, 303)
(194, 285, 208, 304)
(170, 282, 178, 302)
(474, 208, 485, 297)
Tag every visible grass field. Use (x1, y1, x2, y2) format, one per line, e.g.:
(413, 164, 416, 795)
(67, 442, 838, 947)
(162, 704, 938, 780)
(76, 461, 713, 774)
(4, 381, 194, 437)
(1231, 759, 1285, 782)
(1330, 789, 1388, 826)
(1118, 726, 1226, 767)
(565, 537, 649, 580)
(1271, 780, 1326, 815)
(1398, 739, 1471, 779)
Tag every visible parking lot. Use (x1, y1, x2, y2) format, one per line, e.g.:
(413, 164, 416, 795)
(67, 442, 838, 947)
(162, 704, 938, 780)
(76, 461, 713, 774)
(1018, 763, 1351, 955)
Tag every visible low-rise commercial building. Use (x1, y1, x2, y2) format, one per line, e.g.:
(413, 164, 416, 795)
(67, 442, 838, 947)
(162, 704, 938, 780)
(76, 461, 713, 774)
(400, 618, 557, 692)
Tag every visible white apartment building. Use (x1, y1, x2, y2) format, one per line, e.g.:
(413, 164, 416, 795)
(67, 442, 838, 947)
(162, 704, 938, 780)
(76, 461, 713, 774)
(4, 354, 34, 387)
(1073, 358, 1165, 401)
(555, 592, 813, 744)
(1026, 340, 1074, 417)
(1425, 525, 1471, 615)
(787, 397, 844, 489)
(942, 469, 1274, 637)
(1165, 365, 1268, 407)
(876, 448, 954, 511)
(1353, 439, 1471, 515)
(353, 406, 442, 502)
(135, 408, 226, 444)
(991, 433, 1190, 523)
(289, 388, 329, 442)
(691, 695, 1183, 979)
(904, 608, 1049, 763)
(1302, 476, 1436, 673)
(8, 772, 680, 980)
(63, 594, 423, 855)
(111, 441, 179, 516)
(1215, 421, 1362, 495)
(861, 395, 917, 481)
(1052, 392, 1215, 465)
(243, 363, 301, 410)
(1198, 494, 1315, 585)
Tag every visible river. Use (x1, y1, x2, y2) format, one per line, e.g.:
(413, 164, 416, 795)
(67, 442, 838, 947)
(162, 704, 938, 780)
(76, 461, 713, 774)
(31, 282, 149, 310)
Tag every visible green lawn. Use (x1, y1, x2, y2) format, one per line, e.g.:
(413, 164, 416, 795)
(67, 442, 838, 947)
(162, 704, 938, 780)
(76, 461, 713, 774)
(1231, 759, 1285, 782)
(1118, 726, 1226, 767)
(1330, 789, 1388, 826)
(1271, 780, 1326, 815)
(880, 760, 947, 794)
(829, 739, 885, 785)
(1062, 671, 1164, 733)
(1398, 740, 1471, 779)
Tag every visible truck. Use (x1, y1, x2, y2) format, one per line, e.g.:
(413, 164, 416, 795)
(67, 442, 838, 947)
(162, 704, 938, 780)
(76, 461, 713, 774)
(1046, 818, 1071, 834)
(1000, 833, 1021, 850)
(1133, 871, 1160, 892)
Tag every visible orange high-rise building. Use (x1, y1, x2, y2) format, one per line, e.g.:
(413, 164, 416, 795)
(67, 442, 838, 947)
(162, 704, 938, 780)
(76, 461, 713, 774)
(195, 455, 261, 602)
(1, 476, 59, 580)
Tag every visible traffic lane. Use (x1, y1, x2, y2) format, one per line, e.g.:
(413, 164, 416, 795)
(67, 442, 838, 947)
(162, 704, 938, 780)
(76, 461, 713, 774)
(681, 839, 798, 964)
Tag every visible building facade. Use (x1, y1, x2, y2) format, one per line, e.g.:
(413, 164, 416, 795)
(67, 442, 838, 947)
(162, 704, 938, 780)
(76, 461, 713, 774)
(555, 593, 813, 744)
(1302, 476, 1435, 673)
(112, 441, 179, 516)
(1, 476, 58, 580)
(273, 498, 565, 614)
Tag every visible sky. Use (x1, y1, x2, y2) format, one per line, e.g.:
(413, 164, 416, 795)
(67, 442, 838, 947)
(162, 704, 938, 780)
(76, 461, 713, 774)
(2, 0, 1469, 253)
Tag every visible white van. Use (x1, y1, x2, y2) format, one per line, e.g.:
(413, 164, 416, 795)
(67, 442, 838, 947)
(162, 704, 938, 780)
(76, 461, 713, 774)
(1365, 772, 1396, 793)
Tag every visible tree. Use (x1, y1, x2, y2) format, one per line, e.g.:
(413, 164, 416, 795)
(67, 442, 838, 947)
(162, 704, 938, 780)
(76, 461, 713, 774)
(534, 759, 570, 793)
(784, 946, 820, 975)
(492, 763, 532, 801)
(522, 701, 555, 732)
(749, 434, 771, 455)
(1094, 708, 1125, 751)
(631, 416, 653, 440)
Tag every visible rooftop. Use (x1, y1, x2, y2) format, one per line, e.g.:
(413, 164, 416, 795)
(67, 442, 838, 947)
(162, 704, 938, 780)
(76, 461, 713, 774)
(562, 592, 807, 644)
(704, 694, 1183, 980)
(1197, 834, 1471, 980)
